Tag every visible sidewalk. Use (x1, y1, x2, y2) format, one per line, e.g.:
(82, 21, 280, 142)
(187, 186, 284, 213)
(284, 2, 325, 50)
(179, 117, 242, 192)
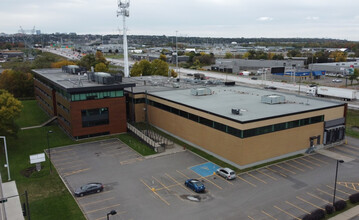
(144, 143, 185, 159)
(2, 181, 23, 220)
(330, 206, 359, 220)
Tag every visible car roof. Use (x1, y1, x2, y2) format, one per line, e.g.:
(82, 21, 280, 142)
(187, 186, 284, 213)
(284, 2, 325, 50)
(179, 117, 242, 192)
(221, 167, 234, 172)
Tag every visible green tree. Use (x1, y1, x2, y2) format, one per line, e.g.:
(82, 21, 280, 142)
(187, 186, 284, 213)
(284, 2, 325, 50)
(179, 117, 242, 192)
(159, 54, 167, 62)
(0, 70, 34, 98)
(170, 69, 178, 78)
(0, 89, 22, 136)
(224, 52, 234, 59)
(272, 54, 284, 60)
(329, 51, 347, 62)
(150, 59, 169, 76)
(77, 54, 96, 70)
(349, 69, 359, 85)
(94, 62, 109, 72)
(287, 49, 302, 57)
(95, 51, 109, 66)
(130, 60, 151, 76)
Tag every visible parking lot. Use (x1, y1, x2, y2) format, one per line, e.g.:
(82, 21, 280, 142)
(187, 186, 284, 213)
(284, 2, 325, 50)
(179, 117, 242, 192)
(51, 138, 359, 220)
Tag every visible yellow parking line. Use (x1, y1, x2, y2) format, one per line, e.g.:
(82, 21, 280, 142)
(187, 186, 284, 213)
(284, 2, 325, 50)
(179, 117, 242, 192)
(82, 197, 115, 206)
(266, 167, 287, 178)
(187, 170, 223, 190)
(165, 173, 192, 193)
(337, 147, 359, 156)
(307, 192, 329, 203)
(353, 183, 358, 191)
(307, 155, 329, 165)
(153, 176, 170, 190)
(257, 170, 277, 181)
(58, 163, 84, 171)
(285, 201, 310, 214)
(95, 211, 126, 220)
(284, 162, 305, 172)
(274, 205, 300, 220)
(274, 164, 296, 175)
(261, 210, 277, 220)
(296, 196, 325, 210)
(176, 170, 190, 179)
(247, 173, 267, 184)
(326, 185, 351, 195)
(300, 157, 321, 167)
(316, 188, 345, 201)
(56, 160, 83, 167)
(77, 191, 112, 200)
(237, 175, 257, 187)
(52, 156, 79, 163)
(248, 216, 255, 220)
(140, 179, 170, 206)
(86, 203, 121, 214)
(63, 168, 90, 177)
(214, 174, 234, 185)
(345, 145, 359, 151)
(292, 159, 314, 170)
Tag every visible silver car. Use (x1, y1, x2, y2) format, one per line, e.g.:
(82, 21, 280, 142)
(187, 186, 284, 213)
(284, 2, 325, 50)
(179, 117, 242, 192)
(216, 167, 236, 180)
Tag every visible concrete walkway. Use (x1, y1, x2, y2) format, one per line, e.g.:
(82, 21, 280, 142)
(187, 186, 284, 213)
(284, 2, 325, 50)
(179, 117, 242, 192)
(1, 181, 23, 220)
(330, 205, 359, 220)
(144, 143, 186, 159)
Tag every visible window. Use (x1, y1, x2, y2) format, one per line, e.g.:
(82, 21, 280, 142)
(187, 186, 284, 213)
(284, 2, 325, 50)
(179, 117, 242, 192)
(81, 108, 109, 127)
(199, 117, 213, 127)
(179, 110, 188, 118)
(188, 113, 198, 122)
(71, 90, 123, 101)
(214, 122, 227, 132)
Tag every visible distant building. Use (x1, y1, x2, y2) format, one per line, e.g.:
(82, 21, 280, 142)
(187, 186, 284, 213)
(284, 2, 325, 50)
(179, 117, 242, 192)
(309, 62, 359, 73)
(36, 30, 41, 35)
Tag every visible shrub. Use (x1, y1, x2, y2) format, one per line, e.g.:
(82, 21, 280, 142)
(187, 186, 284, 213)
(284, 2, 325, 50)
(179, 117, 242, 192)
(349, 192, 359, 204)
(311, 209, 325, 219)
(302, 214, 313, 220)
(325, 204, 335, 214)
(334, 200, 347, 211)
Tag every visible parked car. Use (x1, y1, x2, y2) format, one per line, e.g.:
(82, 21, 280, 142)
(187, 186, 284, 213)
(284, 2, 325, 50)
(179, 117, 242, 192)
(264, 86, 277, 90)
(332, 78, 342, 83)
(309, 84, 317, 87)
(74, 183, 104, 197)
(251, 77, 258, 80)
(216, 167, 236, 180)
(184, 179, 205, 193)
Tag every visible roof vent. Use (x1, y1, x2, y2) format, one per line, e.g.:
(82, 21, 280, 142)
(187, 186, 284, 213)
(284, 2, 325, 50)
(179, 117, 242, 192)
(231, 108, 241, 115)
(191, 87, 212, 96)
(261, 94, 286, 104)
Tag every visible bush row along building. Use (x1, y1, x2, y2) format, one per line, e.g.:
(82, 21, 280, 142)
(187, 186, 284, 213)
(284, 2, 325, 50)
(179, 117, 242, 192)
(33, 69, 346, 169)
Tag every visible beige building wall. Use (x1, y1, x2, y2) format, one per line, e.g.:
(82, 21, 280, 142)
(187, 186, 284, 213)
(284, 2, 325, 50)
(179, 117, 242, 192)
(146, 98, 345, 167)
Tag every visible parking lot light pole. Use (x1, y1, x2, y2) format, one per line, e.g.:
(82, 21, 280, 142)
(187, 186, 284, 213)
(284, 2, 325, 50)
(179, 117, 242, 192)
(106, 210, 117, 220)
(47, 130, 53, 174)
(333, 159, 344, 206)
(0, 136, 11, 181)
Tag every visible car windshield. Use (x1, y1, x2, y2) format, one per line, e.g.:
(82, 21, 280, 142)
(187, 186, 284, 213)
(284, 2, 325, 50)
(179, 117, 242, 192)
(192, 181, 204, 187)
(230, 172, 235, 175)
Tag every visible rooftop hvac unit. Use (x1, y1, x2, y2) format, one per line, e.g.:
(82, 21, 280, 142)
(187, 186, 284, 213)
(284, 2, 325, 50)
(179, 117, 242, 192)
(191, 87, 212, 96)
(261, 94, 286, 104)
(231, 108, 241, 115)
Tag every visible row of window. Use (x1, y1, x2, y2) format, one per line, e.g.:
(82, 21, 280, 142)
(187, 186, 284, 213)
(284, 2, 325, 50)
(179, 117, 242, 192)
(58, 114, 70, 127)
(35, 86, 52, 100)
(71, 90, 124, 101)
(81, 108, 109, 128)
(146, 100, 324, 138)
(36, 95, 52, 110)
(57, 102, 69, 114)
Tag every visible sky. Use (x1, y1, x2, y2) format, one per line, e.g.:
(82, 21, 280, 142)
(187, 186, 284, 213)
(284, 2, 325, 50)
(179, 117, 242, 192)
(1, 0, 359, 41)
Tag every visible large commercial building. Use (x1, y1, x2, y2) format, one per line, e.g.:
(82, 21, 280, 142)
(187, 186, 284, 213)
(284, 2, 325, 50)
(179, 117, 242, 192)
(32, 69, 346, 168)
(125, 77, 346, 168)
(33, 68, 135, 139)
(309, 61, 358, 73)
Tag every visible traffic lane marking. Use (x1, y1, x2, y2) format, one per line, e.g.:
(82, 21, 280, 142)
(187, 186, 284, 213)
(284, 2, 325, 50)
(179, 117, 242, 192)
(285, 201, 310, 215)
(299, 157, 321, 167)
(326, 184, 351, 196)
(165, 173, 192, 194)
(237, 175, 257, 187)
(282, 161, 305, 172)
(140, 178, 170, 206)
(274, 164, 296, 175)
(274, 205, 301, 220)
(296, 196, 325, 210)
(307, 155, 329, 165)
(306, 192, 329, 204)
(338, 182, 359, 191)
(85, 203, 121, 214)
(244, 172, 267, 184)
(266, 167, 287, 178)
(316, 188, 345, 201)
(261, 210, 277, 220)
(256, 169, 277, 181)
(81, 197, 115, 206)
(291, 159, 314, 170)
(184, 170, 223, 190)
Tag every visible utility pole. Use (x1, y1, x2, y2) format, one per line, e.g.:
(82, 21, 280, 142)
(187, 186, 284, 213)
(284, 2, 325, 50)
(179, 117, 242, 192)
(117, 0, 130, 77)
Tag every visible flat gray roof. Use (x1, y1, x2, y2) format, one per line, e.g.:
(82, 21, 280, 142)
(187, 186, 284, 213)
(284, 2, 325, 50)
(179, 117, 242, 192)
(33, 68, 134, 93)
(148, 86, 343, 122)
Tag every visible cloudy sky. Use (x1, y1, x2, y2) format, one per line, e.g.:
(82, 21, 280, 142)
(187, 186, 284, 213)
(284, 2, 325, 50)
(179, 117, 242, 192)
(1, 0, 359, 40)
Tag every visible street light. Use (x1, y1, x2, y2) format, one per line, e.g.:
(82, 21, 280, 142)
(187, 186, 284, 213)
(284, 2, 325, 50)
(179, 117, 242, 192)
(47, 130, 53, 174)
(106, 210, 117, 220)
(333, 159, 344, 206)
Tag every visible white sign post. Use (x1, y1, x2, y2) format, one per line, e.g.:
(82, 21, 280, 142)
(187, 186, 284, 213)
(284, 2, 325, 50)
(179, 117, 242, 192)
(30, 153, 46, 171)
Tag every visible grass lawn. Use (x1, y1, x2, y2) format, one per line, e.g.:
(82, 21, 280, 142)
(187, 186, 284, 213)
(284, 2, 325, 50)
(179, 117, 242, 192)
(0, 100, 155, 219)
(105, 54, 124, 59)
(346, 109, 359, 138)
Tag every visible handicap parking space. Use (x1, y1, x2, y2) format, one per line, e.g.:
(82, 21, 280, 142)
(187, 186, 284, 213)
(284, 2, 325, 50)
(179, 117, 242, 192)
(189, 162, 220, 177)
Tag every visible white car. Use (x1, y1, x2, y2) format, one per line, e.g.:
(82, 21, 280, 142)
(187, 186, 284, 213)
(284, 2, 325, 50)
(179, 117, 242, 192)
(332, 78, 342, 83)
(216, 167, 236, 180)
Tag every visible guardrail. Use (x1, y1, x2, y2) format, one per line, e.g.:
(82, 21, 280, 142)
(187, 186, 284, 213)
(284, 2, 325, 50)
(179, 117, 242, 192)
(127, 123, 164, 153)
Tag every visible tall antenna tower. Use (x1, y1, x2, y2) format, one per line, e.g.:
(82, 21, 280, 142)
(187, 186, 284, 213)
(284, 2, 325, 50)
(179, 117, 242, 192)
(117, 0, 130, 77)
